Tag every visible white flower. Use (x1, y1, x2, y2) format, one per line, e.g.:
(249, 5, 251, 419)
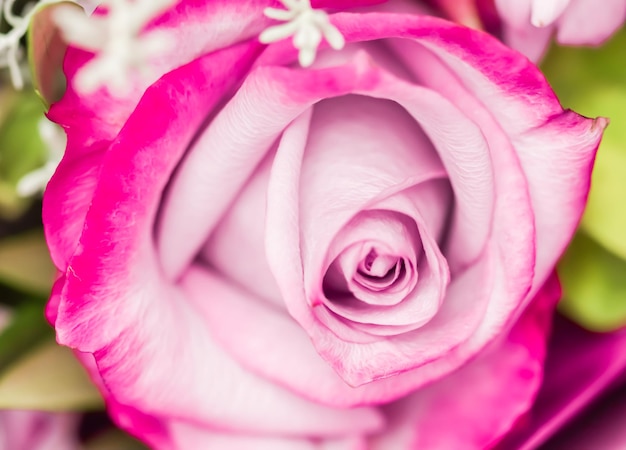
(53, 0, 177, 96)
(0, 0, 65, 89)
(259, 0, 345, 67)
(16, 117, 65, 197)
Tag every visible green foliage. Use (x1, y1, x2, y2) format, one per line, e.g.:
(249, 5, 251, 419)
(543, 28, 626, 260)
(85, 429, 148, 450)
(559, 232, 626, 332)
(0, 89, 47, 219)
(0, 230, 56, 295)
(0, 302, 103, 411)
(0, 339, 104, 410)
(0, 304, 52, 371)
(543, 27, 626, 331)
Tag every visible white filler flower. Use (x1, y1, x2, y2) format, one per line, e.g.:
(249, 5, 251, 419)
(259, 0, 345, 67)
(53, 0, 176, 96)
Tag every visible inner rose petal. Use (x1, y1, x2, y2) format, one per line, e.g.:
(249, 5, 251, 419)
(316, 193, 449, 339)
(322, 209, 420, 309)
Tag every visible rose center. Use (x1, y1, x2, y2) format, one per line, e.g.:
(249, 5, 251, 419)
(354, 249, 405, 292)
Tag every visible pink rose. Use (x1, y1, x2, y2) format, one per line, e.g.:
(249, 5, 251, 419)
(43, 0, 605, 448)
(494, 0, 626, 60)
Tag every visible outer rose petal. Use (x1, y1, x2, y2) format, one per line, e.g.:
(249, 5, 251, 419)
(369, 273, 560, 449)
(45, 40, 262, 269)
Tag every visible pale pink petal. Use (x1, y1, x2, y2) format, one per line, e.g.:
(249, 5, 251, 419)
(0, 411, 80, 450)
(556, 0, 626, 45)
(200, 149, 285, 308)
(494, 0, 555, 60)
(317, 189, 451, 338)
(259, 56, 502, 386)
(156, 65, 317, 281)
(59, 255, 383, 437)
(501, 23, 554, 62)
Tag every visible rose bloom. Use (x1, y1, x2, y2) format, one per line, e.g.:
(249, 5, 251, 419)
(43, 0, 605, 448)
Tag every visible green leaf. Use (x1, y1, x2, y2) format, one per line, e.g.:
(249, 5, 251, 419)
(0, 87, 18, 129)
(85, 430, 148, 450)
(0, 91, 46, 218)
(0, 230, 56, 295)
(0, 92, 47, 184)
(0, 339, 104, 411)
(542, 27, 626, 260)
(27, 1, 76, 107)
(558, 231, 626, 332)
(0, 304, 53, 371)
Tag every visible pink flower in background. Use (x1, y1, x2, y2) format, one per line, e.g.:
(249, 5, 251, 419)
(0, 311, 80, 450)
(498, 318, 626, 449)
(494, 0, 626, 60)
(43, 0, 605, 448)
(0, 411, 79, 450)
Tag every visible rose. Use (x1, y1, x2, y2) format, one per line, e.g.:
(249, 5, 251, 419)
(493, 0, 626, 60)
(43, 0, 605, 447)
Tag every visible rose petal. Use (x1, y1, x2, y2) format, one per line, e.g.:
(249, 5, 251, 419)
(556, 0, 626, 45)
(201, 149, 286, 308)
(318, 191, 450, 337)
